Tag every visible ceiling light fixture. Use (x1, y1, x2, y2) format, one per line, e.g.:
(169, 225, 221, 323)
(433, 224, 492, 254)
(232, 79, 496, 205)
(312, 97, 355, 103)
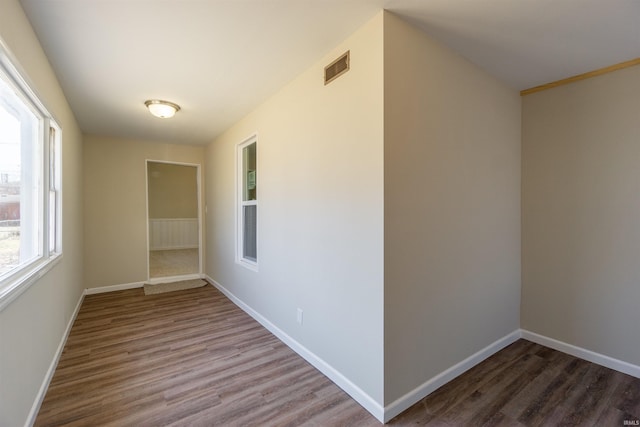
(144, 99, 181, 118)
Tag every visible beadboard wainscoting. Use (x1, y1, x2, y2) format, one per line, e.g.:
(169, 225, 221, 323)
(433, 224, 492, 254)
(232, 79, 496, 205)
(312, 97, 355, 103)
(149, 218, 198, 250)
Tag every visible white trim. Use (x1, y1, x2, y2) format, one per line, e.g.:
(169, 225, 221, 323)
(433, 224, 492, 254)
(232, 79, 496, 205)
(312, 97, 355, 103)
(45, 279, 640, 425)
(0, 39, 63, 312)
(84, 274, 206, 295)
(52, 121, 63, 256)
(145, 160, 203, 282)
(84, 281, 145, 295)
(25, 291, 84, 427)
(0, 36, 59, 124)
(235, 134, 259, 271)
(383, 330, 521, 423)
(145, 160, 150, 280)
(521, 329, 640, 379)
(205, 275, 384, 422)
(147, 273, 203, 285)
(0, 254, 62, 312)
(149, 245, 199, 251)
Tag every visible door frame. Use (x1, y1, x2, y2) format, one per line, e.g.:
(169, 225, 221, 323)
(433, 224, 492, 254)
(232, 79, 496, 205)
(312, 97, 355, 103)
(145, 159, 203, 284)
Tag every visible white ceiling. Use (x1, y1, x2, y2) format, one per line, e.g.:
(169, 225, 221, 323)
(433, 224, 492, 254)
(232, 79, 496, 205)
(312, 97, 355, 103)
(18, 0, 640, 145)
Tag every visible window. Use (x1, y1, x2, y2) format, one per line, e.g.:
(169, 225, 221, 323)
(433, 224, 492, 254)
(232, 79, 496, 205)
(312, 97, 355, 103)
(0, 42, 62, 308)
(237, 136, 257, 269)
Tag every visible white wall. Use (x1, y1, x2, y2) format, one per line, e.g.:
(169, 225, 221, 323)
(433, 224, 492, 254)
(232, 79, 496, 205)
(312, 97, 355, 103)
(383, 12, 522, 405)
(83, 135, 204, 288)
(0, 0, 85, 425)
(205, 13, 384, 405)
(522, 65, 640, 365)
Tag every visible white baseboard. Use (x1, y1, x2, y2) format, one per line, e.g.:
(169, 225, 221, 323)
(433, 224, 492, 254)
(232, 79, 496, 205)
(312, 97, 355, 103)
(147, 273, 203, 285)
(25, 291, 84, 427)
(58, 279, 640, 424)
(150, 245, 199, 251)
(85, 275, 206, 293)
(84, 281, 145, 295)
(521, 329, 640, 379)
(383, 330, 640, 422)
(383, 330, 521, 423)
(204, 275, 386, 422)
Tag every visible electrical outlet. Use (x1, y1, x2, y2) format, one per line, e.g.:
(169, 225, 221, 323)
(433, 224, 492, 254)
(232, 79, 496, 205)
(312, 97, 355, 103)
(296, 308, 303, 325)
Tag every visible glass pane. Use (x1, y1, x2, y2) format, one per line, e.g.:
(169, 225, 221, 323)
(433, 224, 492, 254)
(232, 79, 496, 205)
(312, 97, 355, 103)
(0, 73, 41, 277)
(242, 142, 256, 201)
(243, 205, 257, 262)
(49, 127, 57, 253)
(49, 127, 56, 189)
(49, 190, 56, 253)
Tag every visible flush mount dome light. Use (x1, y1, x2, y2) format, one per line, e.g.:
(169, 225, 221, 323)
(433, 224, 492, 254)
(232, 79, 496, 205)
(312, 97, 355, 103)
(144, 99, 181, 118)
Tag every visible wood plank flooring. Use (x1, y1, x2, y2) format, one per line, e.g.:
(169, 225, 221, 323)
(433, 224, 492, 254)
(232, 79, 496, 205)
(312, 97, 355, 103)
(392, 340, 640, 426)
(36, 285, 640, 426)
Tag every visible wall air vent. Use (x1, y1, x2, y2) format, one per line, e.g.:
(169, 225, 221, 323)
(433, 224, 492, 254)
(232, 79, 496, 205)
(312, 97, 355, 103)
(324, 50, 350, 85)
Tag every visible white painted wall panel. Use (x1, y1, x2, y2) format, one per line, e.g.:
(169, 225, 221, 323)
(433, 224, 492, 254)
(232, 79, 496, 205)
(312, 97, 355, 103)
(149, 218, 198, 250)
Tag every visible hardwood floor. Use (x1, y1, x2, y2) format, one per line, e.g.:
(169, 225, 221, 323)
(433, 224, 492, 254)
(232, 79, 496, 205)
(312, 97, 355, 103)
(391, 340, 640, 426)
(36, 285, 376, 427)
(36, 285, 640, 426)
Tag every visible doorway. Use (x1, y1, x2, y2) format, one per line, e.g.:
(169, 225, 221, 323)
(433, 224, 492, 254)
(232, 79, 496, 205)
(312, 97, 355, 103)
(146, 160, 202, 283)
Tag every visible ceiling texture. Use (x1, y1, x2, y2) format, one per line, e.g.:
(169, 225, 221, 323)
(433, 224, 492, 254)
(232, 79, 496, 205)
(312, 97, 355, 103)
(18, 0, 640, 145)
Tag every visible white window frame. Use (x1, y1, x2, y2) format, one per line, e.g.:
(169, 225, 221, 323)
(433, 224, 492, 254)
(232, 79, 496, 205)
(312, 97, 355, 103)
(0, 38, 62, 311)
(236, 134, 258, 271)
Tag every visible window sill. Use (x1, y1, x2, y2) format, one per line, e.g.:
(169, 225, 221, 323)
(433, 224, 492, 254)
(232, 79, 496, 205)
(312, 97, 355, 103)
(237, 258, 259, 272)
(0, 253, 63, 312)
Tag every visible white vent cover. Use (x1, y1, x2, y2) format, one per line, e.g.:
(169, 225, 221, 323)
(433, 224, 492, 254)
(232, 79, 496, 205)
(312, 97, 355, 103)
(324, 51, 350, 85)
